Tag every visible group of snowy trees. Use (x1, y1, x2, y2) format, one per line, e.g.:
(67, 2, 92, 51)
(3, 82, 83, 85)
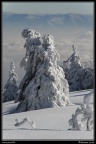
(63, 45, 93, 92)
(3, 28, 93, 112)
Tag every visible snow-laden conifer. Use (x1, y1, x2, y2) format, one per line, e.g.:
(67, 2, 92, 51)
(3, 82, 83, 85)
(16, 28, 72, 112)
(3, 62, 18, 102)
(63, 45, 83, 91)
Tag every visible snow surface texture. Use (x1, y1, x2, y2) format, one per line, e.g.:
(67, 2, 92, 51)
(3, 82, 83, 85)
(83, 90, 93, 106)
(63, 45, 93, 91)
(15, 28, 72, 112)
(2, 89, 94, 140)
(3, 62, 18, 102)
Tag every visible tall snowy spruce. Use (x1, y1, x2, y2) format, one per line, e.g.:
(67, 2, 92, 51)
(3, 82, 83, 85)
(3, 62, 18, 102)
(16, 28, 72, 112)
(63, 45, 93, 91)
(63, 45, 83, 91)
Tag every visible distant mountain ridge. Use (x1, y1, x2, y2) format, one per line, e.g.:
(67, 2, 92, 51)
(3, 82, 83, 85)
(3, 12, 93, 30)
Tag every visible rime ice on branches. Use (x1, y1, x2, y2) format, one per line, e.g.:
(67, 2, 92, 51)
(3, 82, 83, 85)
(16, 28, 72, 112)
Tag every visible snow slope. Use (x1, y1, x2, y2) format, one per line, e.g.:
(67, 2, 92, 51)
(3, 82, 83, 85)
(2, 89, 94, 140)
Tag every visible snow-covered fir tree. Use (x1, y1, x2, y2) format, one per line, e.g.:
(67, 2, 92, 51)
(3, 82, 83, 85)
(15, 28, 72, 112)
(3, 62, 18, 102)
(63, 45, 93, 91)
(63, 45, 83, 91)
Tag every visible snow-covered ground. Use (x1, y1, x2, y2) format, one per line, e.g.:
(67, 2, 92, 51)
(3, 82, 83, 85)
(2, 89, 94, 140)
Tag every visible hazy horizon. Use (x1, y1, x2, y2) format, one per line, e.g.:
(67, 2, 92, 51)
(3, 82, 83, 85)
(2, 2, 94, 15)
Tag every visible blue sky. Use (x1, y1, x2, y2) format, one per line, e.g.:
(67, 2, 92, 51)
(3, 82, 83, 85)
(2, 2, 94, 14)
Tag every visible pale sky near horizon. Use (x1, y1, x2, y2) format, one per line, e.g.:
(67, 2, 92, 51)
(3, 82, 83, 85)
(2, 2, 94, 14)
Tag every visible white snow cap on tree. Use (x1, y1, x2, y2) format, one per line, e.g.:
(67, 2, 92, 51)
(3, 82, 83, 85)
(16, 28, 72, 112)
(3, 62, 18, 102)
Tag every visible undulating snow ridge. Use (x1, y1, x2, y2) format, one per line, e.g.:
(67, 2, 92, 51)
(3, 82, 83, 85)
(15, 28, 72, 112)
(3, 62, 18, 102)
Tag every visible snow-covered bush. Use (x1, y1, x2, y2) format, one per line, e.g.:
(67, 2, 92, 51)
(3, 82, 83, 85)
(68, 101, 94, 131)
(68, 113, 83, 130)
(3, 62, 18, 102)
(63, 45, 93, 91)
(75, 103, 93, 131)
(15, 28, 72, 112)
